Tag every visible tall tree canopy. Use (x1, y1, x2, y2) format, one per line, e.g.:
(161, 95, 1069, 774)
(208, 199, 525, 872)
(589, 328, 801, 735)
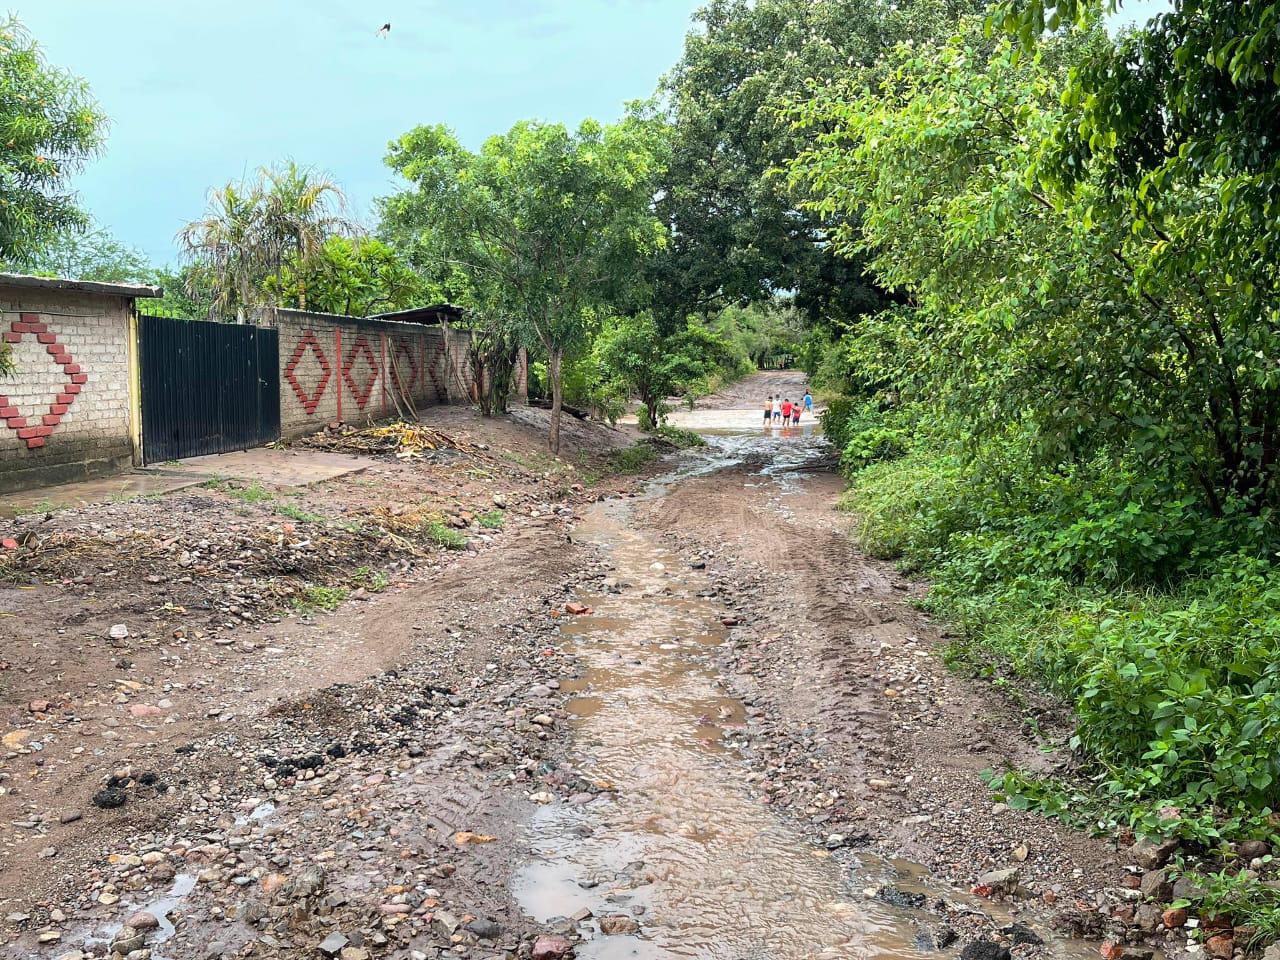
(0, 16, 105, 266)
(178, 162, 356, 318)
(649, 0, 986, 331)
(380, 118, 665, 452)
(10, 224, 151, 284)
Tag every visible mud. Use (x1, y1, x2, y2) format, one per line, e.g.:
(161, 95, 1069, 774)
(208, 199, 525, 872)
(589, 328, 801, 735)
(0, 376, 1181, 959)
(509, 394, 1141, 959)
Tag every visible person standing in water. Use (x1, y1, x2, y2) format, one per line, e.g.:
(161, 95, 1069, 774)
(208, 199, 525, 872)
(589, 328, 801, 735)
(791, 402, 801, 426)
(763, 395, 774, 425)
(803, 388, 814, 414)
(772, 395, 782, 423)
(781, 397, 793, 424)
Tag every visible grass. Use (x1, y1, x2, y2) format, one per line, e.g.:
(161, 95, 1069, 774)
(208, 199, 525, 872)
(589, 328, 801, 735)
(202, 478, 274, 503)
(291, 584, 348, 614)
(477, 509, 506, 530)
(425, 522, 468, 550)
(353, 565, 390, 592)
(277, 503, 326, 524)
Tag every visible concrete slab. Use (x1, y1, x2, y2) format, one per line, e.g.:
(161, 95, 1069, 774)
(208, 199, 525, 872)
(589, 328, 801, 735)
(144, 448, 373, 488)
(1, 449, 374, 518)
(0, 472, 202, 518)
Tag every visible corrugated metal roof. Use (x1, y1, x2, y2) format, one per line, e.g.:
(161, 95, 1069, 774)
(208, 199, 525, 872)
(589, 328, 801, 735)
(0, 272, 163, 299)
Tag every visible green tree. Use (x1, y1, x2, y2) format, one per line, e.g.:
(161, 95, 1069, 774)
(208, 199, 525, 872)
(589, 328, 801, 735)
(997, 0, 1280, 512)
(178, 162, 356, 319)
(650, 0, 983, 331)
(8, 223, 151, 283)
(0, 17, 105, 265)
(596, 314, 737, 429)
(267, 236, 429, 316)
(791, 14, 1280, 515)
(381, 119, 665, 452)
(707, 302, 804, 368)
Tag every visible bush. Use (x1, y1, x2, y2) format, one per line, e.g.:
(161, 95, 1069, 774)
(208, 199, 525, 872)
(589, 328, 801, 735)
(821, 397, 913, 473)
(842, 430, 1280, 846)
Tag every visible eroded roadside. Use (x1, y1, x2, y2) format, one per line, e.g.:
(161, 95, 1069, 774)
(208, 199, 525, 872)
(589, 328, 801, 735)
(0, 406, 659, 960)
(1, 385, 1184, 960)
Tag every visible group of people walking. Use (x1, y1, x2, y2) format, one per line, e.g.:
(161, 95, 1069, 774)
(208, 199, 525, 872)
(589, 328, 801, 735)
(764, 390, 812, 426)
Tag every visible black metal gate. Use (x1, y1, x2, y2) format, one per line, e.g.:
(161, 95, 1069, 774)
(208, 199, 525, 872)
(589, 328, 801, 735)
(138, 315, 280, 464)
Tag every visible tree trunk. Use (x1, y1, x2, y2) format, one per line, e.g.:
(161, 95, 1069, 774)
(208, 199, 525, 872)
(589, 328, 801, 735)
(548, 347, 564, 454)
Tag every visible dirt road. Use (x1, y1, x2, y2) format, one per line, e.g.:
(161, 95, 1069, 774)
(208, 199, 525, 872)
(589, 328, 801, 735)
(0, 375, 1163, 960)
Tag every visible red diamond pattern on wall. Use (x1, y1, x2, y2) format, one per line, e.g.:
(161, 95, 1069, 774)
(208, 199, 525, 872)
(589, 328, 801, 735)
(389, 339, 419, 396)
(0, 314, 86, 450)
(424, 339, 448, 398)
(284, 329, 332, 414)
(342, 335, 379, 410)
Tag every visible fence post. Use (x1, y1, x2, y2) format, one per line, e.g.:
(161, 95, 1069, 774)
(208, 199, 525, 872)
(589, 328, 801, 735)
(127, 307, 143, 465)
(335, 327, 343, 423)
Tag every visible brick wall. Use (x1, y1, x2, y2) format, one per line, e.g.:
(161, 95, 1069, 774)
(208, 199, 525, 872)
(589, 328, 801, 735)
(0, 287, 135, 494)
(0, 294, 530, 493)
(273, 309, 480, 439)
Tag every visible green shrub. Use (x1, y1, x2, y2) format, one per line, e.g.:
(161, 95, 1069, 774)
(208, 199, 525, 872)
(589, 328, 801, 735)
(426, 522, 467, 550)
(607, 443, 660, 473)
(477, 509, 506, 530)
(653, 425, 706, 449)
(844, 432, 1280, 846)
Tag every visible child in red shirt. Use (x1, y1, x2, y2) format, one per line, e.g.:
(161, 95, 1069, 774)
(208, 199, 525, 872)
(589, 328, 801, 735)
(781, 399, 793, 421)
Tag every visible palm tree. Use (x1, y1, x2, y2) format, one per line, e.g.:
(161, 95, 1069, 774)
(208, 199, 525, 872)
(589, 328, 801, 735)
(257, 162, 356, 310)
(178, 179, 263, 320)
(178, 162, 357, 320)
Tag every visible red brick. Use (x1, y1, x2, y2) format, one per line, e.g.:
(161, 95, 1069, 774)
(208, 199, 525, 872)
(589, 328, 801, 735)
(64, 384, 81, 395)
(55, 394, 73, 405)
(6, 417, 27, 428)
(10, 321, 34, 334)
(1, 331, 19, 343)
(17, 426, 52, 439)
(0, 406, 17, 418)
(37, 332, 56, 344)
(70, 373, 88, 384)
(46, 343, 64, 355)
(63, 364, 82, 375)
(25, 437, 45, 449)
(49, 403, 68, 415)
(52, 353, 71, 365)
(41, 414, 62, 426)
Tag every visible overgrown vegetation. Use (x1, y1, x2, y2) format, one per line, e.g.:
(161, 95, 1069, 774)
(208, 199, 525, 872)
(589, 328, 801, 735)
(799, 0, 1280, 929)
(424, 521, 467, 551)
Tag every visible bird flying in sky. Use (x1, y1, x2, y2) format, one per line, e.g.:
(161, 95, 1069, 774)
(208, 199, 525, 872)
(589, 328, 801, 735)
(375, 22, 391, 38)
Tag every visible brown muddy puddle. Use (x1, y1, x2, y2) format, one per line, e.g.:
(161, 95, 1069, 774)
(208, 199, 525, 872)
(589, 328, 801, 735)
(513, 430, 1116, 959)
(514, 496, 915, 958)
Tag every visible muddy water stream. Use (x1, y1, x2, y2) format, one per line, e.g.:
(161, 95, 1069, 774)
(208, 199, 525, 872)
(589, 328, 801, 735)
(513, 425, 1109, 959)
(515, 492, 926, 958)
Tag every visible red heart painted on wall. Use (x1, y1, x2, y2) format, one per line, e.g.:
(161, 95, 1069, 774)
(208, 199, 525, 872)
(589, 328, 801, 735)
(0, 314, 87, 450)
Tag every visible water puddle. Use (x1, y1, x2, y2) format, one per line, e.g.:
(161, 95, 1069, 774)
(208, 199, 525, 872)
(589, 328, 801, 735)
(514, 490, 928, 957)
(84, 873, 198, 957)
(514, 411, 1121, 958)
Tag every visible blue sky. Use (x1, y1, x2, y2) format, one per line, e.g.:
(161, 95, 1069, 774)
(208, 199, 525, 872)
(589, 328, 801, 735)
(19, 0, 1171, 268)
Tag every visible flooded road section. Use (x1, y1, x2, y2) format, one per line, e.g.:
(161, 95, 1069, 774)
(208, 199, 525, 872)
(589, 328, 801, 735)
(514, 426, 928, 959)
